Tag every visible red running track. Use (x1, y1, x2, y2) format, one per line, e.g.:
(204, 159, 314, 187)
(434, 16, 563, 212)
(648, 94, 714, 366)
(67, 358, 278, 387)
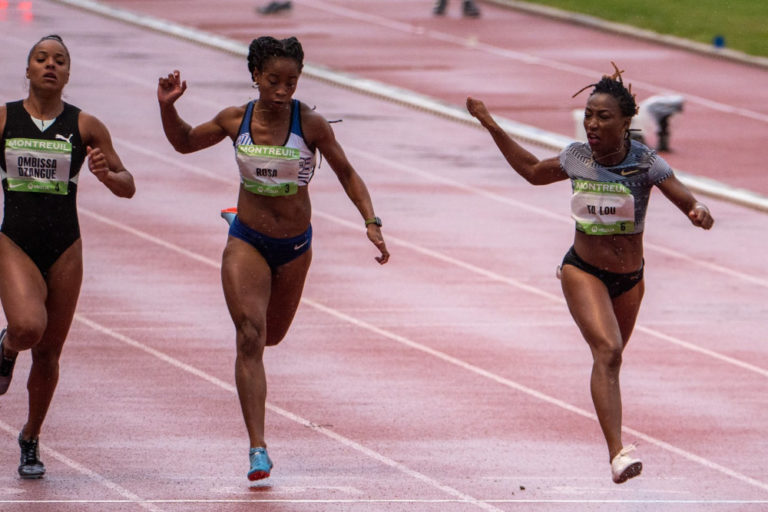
(0, 1, 767, 511)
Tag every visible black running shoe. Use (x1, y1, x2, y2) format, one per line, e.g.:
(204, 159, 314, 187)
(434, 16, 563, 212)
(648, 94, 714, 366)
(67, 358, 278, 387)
(433, 0, 448, 15)
(257, 1, 291, 14)
(18, 433, 46, 479)
(0, 328, 17, 395)
(462, 0, 480, 17)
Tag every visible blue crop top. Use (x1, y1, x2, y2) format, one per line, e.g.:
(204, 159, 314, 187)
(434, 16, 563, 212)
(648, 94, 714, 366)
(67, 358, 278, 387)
(234, 99, 316, 196)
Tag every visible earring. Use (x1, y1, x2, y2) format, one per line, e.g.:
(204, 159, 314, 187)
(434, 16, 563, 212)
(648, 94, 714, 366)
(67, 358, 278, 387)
(252, 82, 259, 89)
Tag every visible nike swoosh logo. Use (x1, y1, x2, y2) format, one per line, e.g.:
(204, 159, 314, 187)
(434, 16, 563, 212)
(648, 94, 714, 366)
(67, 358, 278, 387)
(620, 169, 641, 176)
(293, 240, 309, 251)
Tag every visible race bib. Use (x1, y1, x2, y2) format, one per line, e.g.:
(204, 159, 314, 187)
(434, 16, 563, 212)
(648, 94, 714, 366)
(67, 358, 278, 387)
(4, 138, 72, 195)
(571, 179, 635, 235)
(236, 144, 300, 197)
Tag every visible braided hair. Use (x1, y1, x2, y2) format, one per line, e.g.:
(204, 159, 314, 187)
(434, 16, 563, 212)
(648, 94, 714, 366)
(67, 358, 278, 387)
(572, 62, 637, 118)
(247, 36, 304, 76)
(27, 34, 70, 68)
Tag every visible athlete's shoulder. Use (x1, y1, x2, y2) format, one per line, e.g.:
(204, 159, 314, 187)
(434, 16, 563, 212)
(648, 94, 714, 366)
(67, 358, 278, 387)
(217, 103, 249, 122)
(297, 101, 332, 141)
(296, 100, 323, 123)
(561, 141, 590, 157)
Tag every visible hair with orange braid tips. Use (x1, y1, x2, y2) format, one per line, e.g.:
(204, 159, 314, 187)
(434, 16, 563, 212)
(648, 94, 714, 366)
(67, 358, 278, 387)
(572, 62, 638, 118)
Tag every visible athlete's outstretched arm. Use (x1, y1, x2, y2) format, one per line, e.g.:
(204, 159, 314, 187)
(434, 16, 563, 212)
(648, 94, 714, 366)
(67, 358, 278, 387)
(467, 97, 566, 185)
(657, 175, 714, 229)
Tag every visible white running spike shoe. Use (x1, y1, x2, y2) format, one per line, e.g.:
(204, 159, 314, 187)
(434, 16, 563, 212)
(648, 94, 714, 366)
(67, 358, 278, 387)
(611, 444, 642, 483)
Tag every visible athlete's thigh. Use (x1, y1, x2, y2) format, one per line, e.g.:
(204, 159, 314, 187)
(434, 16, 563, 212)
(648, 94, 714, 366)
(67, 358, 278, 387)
(560, 264, 622, 349)
(221, 237, 273, 326)
(611, 279, 645, 345)
(0, 234, 48, 329)
(266, 248, 312, 344)
(35, 240, 83, 356)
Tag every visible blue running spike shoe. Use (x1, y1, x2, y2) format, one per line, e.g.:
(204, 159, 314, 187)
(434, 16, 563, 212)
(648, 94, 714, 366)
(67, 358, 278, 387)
(18, 433, 46, 479)
(248, 447, 273, 481)
(0, 328, 18, 395)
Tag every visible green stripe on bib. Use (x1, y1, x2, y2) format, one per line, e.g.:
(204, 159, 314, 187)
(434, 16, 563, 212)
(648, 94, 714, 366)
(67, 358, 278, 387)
(237, 145, 300, 160)
(6, 138, 72, 154)
(6, 178, 69, 195)
(573, 179, 631, 195)
(242, 178, 298, 196)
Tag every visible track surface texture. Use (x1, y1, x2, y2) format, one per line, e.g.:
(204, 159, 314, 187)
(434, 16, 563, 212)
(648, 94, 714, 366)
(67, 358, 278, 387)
(0, 1, 767, 511)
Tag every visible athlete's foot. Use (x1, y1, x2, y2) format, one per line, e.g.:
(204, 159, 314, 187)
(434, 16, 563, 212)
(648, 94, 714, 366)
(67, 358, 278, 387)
(221, 207, 237, 226)
(257, 1, 291, 14)
(248, 447, 273, 481)
(611, 445, 642, 484)
(462, 0, 480, 17)
(18, 433, 46, 479)
(433, 0, 447, 15)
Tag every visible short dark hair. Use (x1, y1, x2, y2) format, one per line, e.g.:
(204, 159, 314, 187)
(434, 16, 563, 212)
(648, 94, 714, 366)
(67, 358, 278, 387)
(27, 34, 70, 66)
(247, 36, 304, 76)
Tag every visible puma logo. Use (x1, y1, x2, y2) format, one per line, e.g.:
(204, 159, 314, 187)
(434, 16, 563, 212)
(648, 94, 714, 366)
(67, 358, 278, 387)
(55, 133, 73, 143)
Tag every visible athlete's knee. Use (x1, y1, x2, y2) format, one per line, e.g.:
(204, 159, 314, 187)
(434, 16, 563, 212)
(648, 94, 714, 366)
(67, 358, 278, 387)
(6, 321, 46, 351)
(234, 317, 267, 359)
(594, 342, 623, 370)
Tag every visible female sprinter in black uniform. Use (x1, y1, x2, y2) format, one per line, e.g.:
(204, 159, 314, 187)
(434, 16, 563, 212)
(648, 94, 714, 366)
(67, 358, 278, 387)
(466, 64, 713, 484)
(0, 35, 135, 478)
(157, 36, 389, 481)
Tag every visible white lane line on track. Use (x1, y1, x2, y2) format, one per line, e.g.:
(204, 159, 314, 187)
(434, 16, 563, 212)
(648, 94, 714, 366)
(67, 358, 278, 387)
(73, 315, 504, 512)
(47, 0, 768, 212)
(77, 208, 768, 493)
(2, 498, 768, 505)
(0, 421, 166, 512)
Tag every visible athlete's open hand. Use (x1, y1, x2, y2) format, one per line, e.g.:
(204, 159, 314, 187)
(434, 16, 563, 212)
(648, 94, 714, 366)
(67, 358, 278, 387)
(157, 70, 187, 106)
(367, 225, 390, 265)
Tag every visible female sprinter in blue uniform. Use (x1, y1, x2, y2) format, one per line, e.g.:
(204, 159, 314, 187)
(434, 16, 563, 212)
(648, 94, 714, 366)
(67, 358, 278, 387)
(157, 36, 389, 481)
(0, 35, 135, 478)
(466, 64, 713, 484)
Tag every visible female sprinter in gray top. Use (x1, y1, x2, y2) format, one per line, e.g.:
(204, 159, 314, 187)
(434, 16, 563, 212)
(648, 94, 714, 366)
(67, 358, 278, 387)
(467, 63, 713, 484)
